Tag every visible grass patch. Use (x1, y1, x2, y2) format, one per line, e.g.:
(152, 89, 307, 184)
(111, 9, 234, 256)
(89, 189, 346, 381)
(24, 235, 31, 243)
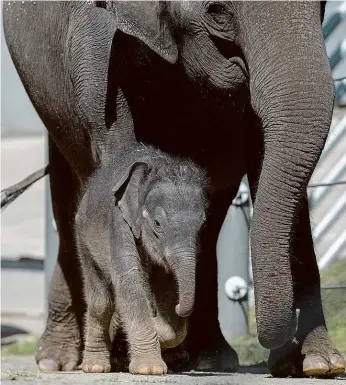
(232, 307, 268, 366)
(321, 259, 346, 358)
(1, 337, 37, 356)
(233, 258, 346, 366)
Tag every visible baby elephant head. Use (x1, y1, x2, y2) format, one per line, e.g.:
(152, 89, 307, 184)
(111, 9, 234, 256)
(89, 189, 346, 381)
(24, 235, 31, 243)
(112, 154, 209, 318)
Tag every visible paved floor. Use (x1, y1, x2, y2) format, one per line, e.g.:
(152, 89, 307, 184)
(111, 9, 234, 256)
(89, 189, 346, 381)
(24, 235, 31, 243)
(1, 356, 345, 385)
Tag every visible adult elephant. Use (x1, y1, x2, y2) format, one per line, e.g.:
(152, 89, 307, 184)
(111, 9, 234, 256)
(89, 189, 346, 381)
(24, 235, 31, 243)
(3, 1, 345, 377)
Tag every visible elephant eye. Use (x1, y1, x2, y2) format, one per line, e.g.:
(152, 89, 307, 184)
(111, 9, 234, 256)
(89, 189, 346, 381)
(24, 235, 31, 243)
(154, 219, 161, 228)
(207, 2, 226, 15)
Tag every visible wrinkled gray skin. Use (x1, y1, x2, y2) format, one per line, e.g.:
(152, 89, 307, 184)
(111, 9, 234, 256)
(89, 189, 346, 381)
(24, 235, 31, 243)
(3, 0, 345, 377)
(75, 145, 208, 374)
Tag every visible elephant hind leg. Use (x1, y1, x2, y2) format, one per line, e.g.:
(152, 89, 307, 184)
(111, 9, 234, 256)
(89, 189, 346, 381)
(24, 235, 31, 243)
(268, 195, 345, 378)
(35, 138, 84, 372)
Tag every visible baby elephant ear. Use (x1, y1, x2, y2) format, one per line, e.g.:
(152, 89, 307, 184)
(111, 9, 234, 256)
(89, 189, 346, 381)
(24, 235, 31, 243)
(112, 162, 149, 239)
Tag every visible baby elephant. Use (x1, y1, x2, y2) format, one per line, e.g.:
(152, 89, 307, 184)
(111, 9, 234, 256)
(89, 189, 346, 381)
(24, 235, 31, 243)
(75, 145, 208, 375)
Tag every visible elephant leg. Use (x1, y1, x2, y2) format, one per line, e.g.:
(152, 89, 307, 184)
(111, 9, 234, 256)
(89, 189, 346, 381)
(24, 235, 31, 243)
(35, 138, 85, 372)
(268, 194, 345, 377)
(186, 188, 239, 372)
(81, 268, 114, 373)
(162, 344, 189, 372)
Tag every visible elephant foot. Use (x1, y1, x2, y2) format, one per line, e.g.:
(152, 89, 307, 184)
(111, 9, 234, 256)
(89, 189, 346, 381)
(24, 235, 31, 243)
(163, 344, 189, 372)
(269, 326, 345, 378)
(303, 353, 344, 377)
(129, 356, 167, 375)
(35, 337, 81, 372)
(35, 314, 81, 372)
(82, 356, 111, 373)
(189, 340, 239, 372)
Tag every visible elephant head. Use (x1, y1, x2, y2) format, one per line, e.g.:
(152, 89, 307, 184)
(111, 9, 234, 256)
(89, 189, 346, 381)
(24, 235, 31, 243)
(112, 151, 208, 318)
(109, 1, 334, 349)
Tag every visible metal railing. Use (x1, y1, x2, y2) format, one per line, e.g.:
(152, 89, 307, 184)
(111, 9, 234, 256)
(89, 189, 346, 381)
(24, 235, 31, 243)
(325, 1, 346, 106)
(310, 2, 346, 268)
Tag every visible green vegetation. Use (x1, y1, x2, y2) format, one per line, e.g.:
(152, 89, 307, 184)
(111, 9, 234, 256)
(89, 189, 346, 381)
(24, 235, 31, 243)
(233, 258, 346, 366)
(1, 337, 37, 356)
(232, 307, 268, 366)
(321, 258, 346, 358)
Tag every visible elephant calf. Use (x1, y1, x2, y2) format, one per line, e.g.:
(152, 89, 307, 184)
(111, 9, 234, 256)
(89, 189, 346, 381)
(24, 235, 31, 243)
(75, 144, 208, 375)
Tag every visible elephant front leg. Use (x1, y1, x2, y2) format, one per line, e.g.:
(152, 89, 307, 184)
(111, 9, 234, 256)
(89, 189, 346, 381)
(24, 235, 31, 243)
(111, 213, 166, 375)
(268, 195, 345, 377)
(114, 262, 167, 375)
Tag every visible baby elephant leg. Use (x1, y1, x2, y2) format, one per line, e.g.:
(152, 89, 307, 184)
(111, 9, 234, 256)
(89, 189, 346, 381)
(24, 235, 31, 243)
(115, 263, 167, 375)
(111, 210, 166, 375)
(82, 260, 115, 373)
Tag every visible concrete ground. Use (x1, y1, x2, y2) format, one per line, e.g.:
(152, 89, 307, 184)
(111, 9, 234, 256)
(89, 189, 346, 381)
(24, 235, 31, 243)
(1, 356, 345, 385)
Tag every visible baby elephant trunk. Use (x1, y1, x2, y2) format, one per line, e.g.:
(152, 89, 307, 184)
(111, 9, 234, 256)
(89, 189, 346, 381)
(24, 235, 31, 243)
(169, 249, 197, 318)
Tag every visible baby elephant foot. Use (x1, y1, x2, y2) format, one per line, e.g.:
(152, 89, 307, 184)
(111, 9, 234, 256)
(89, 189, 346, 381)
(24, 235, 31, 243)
(82, 355, 111, 373)
(129, 356, 167, 375)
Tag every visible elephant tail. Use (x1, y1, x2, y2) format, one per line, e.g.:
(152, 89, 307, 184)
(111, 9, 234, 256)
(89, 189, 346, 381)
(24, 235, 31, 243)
(1, 165, 49, 211)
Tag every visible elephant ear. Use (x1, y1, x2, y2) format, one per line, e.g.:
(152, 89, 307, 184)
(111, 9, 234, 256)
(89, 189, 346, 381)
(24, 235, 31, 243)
(112, 161, 150, 239)
(106, 1, 178, 64)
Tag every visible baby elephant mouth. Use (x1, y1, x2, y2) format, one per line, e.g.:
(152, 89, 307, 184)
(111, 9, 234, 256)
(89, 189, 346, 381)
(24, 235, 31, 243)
(169, 251, 196, 318)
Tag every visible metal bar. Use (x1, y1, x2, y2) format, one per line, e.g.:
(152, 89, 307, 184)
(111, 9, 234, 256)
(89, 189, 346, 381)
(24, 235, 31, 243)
(318, 228, 346, 270)
(309, 152, 346, 208)
(0, 258, 44, 271)
(321, 285, 346, 290)
(335, 80, 346, 105)
(323, 1, 346, 40)
(217, 177, 250, 344)
(312, 189, 346, 244)
(329, 38, 346, 70)
(320, 114, 346, 160)
(308, 181, 346, 188)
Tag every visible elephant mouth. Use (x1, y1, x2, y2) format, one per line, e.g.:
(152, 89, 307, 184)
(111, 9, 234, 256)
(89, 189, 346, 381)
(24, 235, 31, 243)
(228, 56, 248, 81)
(210, 34, 248, 81)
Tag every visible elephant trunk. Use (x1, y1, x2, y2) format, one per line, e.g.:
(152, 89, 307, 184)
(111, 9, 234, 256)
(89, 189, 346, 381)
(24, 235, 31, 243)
(169, 249, 197, 318)
(240, 3, 334, 349)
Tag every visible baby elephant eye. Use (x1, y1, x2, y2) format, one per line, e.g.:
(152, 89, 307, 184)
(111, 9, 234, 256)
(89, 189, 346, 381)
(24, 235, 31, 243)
(154, 219, 161, 227)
